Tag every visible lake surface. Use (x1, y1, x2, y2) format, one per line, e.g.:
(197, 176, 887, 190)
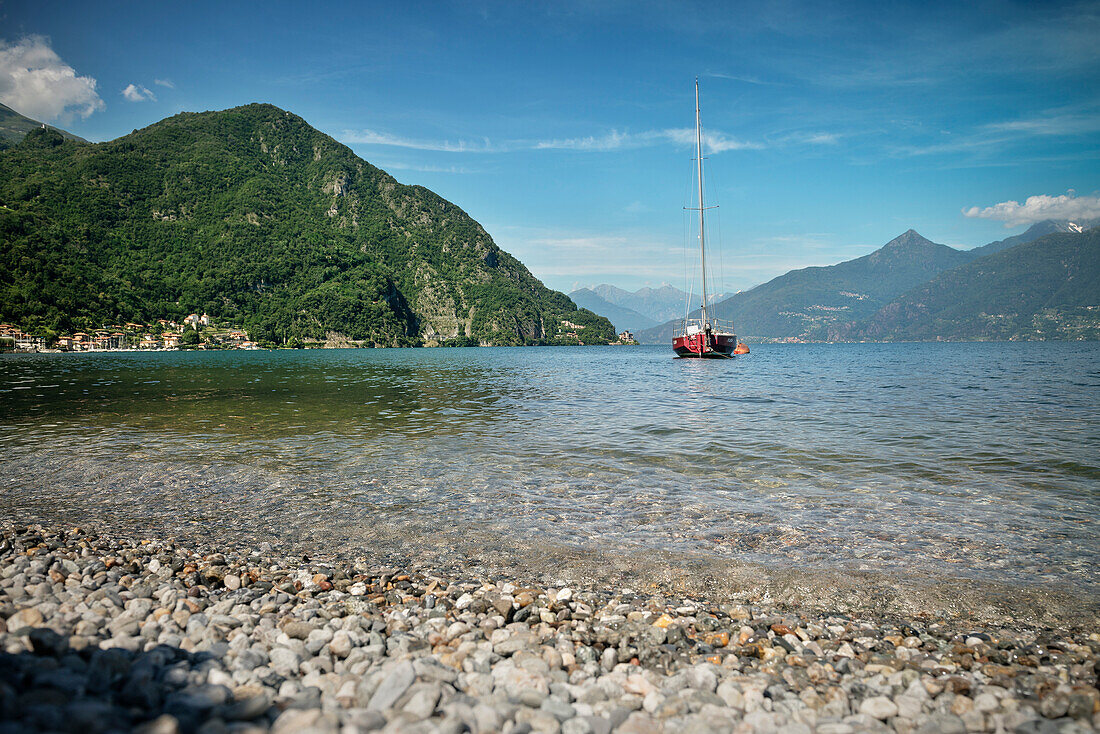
(2, 343, 1097, 615)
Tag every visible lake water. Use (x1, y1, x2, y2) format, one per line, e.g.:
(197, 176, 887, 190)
(1, 343, 1097, 618)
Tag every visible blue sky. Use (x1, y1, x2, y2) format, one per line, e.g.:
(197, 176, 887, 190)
(1, 0, 1098, 295)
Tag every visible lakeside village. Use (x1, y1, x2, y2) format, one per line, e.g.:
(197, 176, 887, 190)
(559, 319, 637, 346)
(1, 316, 638, 352)
(0, 313, 261, 353)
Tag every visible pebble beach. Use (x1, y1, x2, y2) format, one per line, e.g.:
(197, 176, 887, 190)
(2, 523, 1097, 734)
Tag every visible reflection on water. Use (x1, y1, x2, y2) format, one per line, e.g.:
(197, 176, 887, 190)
(1, 343, 1098, 596)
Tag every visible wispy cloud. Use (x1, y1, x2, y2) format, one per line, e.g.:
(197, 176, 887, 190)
(121, 83, 155, 102)
(153, 78, 175, 89)
(343, 127, 762, 154)
(983, 112, 1100, 138)
(661, 128, 762, 152)
(373, 160, 483, 174)
(492, 226, 694, 281)
(963, 191, 1100, 226)
(802, 132, 840, 145)
(342, 129, 501, 153)
(891, 105, 1100, 160)
(706, 71, 786, 86)
(532, 129, 639, 151)
(494, 225, 866, 294)
(0, 35, 103, 120)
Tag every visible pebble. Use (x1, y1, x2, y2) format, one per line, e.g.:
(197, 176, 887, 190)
(860, 695, 899, 719)
(1, 523, 1097, 734)
(367, 660, 415, 710)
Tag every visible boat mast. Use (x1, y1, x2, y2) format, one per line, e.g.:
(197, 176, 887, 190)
(694, 78, 710, 328)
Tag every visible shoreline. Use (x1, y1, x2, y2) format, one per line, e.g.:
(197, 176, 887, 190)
(2, 523, 1097, 733)
(5, 496, 1097, 632)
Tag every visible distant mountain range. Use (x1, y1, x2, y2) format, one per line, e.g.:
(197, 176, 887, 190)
(568, 289, 658, 332)
(846, 227, 1100, 341)
(626, 220, 1099, 343)
(0, 103, 86, 148)
(568, 284, 715, 332)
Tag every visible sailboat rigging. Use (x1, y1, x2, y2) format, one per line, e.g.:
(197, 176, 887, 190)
(673, 79, 737, 358)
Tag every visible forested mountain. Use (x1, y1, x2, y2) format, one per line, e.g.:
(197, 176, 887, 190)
(966, 219, 1100, 260)
(0, 102, 86, 148)
(567, 288, 656, 332)
(635, 225, 1099, 343)
(637, 229, 973, 342)
(0, 104, 614, 346)
(847, 228, 1100, 341)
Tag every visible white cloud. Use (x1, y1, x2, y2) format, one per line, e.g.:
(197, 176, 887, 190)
(372, 160, 482, 174)
(706, 71, 785, 86)
(153, 78, 174, 88)
(343, 127, 762, 154)
(121, 83, 156, 102)
(983, 113, 1100, 137)
(533, 129, 637, 151)
(963, 192, 1100, 226)
(651, 128, 763, 153)
(0, 35, 103, 120)
(342, 129, 501, 152)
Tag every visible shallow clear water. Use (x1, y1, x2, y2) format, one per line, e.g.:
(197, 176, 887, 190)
(1, 343, 1098, 598)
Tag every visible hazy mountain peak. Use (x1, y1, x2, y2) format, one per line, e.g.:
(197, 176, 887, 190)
(582, 283, 690, 324)
(881, 229, 935, 251)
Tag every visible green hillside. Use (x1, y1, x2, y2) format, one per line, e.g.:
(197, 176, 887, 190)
(851, 228, 1100, 341)
(0, 104, 613, 346)
(0, 102, 87, 148)
(966, 219, 1100, 260)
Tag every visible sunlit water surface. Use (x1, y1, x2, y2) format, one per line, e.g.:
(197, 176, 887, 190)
(1, 343, 1097, 604)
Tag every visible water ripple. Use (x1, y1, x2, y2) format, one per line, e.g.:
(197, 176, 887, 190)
(0, 342, 1097, 594)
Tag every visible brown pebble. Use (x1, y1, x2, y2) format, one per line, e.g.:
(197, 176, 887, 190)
(981, 663, 1017, 678)
(945, 676, 972, 695)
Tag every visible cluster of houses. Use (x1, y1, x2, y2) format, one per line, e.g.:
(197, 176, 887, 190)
(1, 314, 259, 352)
(555, 321, 638, 346)
(0, 325, 46, 351)
(558, 319, 587, 344)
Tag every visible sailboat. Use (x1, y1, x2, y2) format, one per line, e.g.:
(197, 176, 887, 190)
(673, 80, 738, 359)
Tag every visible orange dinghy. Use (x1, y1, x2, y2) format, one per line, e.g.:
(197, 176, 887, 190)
(733, 342, 750, 355)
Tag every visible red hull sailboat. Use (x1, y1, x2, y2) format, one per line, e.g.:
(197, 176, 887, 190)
(673, 326, 737, 358)
(674, 80, 736, 359)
